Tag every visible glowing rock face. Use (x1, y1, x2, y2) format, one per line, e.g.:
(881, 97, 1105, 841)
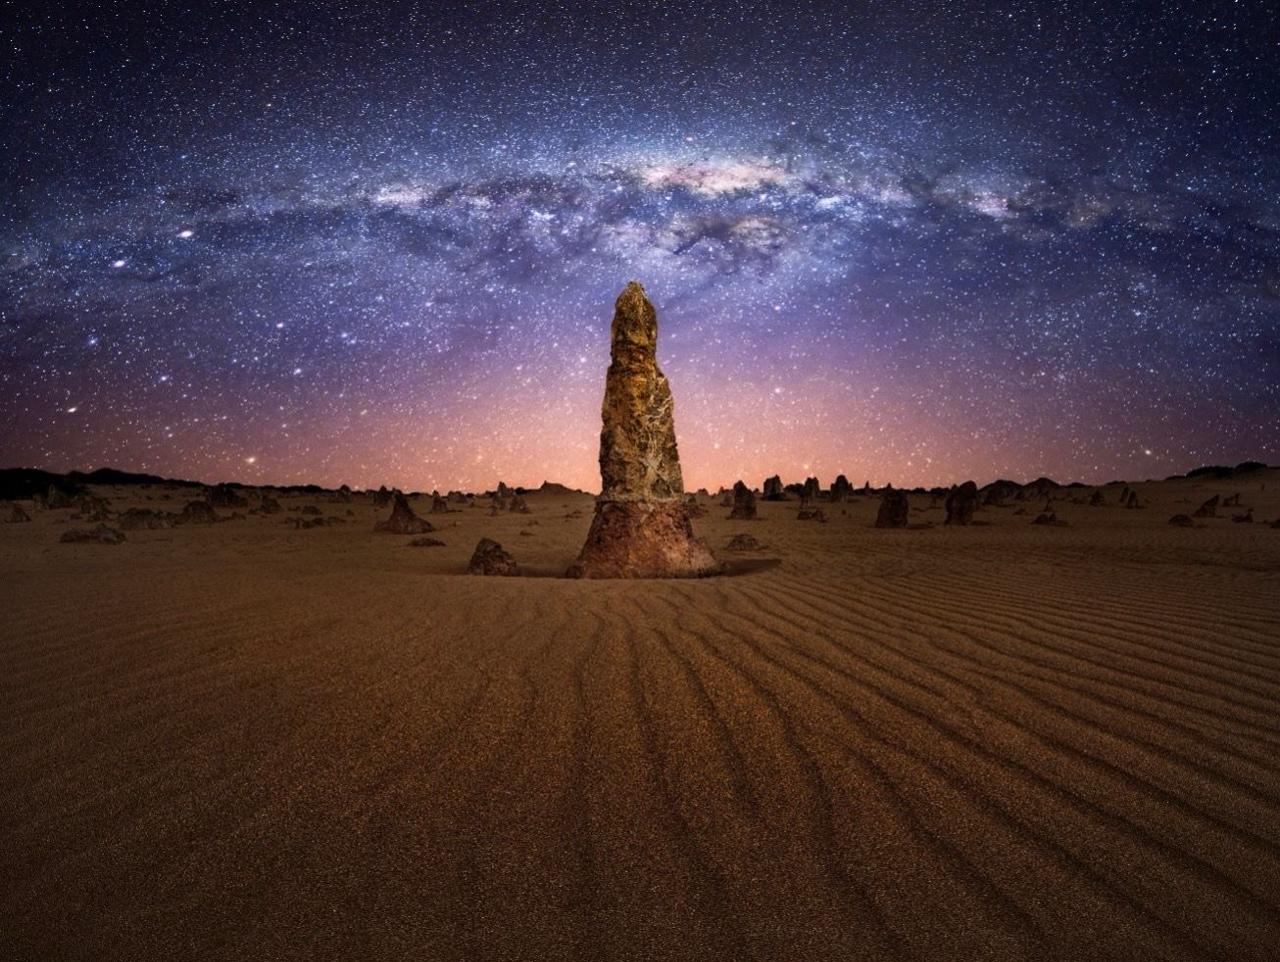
(568, 282, 721, 579)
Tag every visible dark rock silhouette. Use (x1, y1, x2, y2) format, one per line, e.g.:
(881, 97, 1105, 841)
(60, 524, 125, 544)
(1168, 514, 1195, 527)
(118, 508, 174, 530)
(945, 481, 979, 525)
(375, 491, 434, 534)
(762, 475, 785, 501)
(1125, 490, 1140, 509)
(72, 494, 112, 521)
(258, 495, 282, 514)
(509, 495, 531, 514)
(373, 485, 393, 507)
(407, 536, 447, 547)
(336, 484, 353, 502)
(1022, 477, 1061, 501)
(796, 505, 826, 522)
(728, 480, 757, 520)
(802, 477, 820, 502)
(431, 492, 450, 514)
(568, 282, 720, 578)
(208, 484, 248, 508)
(875, 489, 910, 528)
(1223, 493, 1241, 508)
(724, 533, 767, 551)
(7, 505, 31, 523)
(468, 538, 519, 576)
(982, 480, 1021, 506)
(1089, 490, 1105, 507)
(830, 474, 852, 502)
(1233, 509, 1254, 523)
(1192, 495, 1219, 518)
(44, 485, 75, 510)
(684, 494, 708, 518)
(1032, 511, 1067, 526)
(178, 500, 217, 525)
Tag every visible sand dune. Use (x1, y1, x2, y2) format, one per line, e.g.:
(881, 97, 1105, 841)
(2, 475, 1279, 960)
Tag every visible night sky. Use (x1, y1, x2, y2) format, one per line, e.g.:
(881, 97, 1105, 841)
(3, 1, 1277, 493)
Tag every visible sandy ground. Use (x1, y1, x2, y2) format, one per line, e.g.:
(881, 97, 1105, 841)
(2, 475, 1279, 961)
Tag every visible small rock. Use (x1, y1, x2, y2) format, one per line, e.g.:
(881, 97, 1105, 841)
(407, 536, 446, 547)
(6, 505, 31, 523)
(724, 533, 766, 551)
(117, 508, 174, 530)
(60, 524, 126, 544)
(178, 500, 218, 525)
(1192, 495, 1219, 518)
(1168, 514, 1195, 527)
(208, 484, 248, 508)
(375, 491, 434, 534)
(467, 538, 519, 576)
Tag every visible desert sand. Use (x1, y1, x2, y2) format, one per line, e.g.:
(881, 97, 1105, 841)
(3, 474, 1280, 961)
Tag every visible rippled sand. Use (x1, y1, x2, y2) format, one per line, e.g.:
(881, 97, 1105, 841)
(3, 475, 1279, 960)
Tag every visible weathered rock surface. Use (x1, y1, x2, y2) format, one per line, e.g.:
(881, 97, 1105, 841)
(944, 481, 979, 525)
(728, 480, 757, 520)
(568, 282, 720, 578)
(467, 538, 519, 576)
(875, 489, 910, 528)
(375, 491, 434, 534)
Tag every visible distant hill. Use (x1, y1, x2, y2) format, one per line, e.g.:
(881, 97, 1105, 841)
(0, 466, 205, 500)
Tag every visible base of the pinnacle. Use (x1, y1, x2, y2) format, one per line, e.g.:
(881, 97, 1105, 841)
(567, 500, 723, 579)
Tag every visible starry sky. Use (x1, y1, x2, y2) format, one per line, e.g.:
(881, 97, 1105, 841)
(3, 1, 1278, 492)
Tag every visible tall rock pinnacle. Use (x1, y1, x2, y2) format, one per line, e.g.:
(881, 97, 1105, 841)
(567, 282, 721, 578)
(597, 281, 684, 501)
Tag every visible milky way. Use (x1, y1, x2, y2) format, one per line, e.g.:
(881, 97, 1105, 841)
(3, 2, 1277, 491)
